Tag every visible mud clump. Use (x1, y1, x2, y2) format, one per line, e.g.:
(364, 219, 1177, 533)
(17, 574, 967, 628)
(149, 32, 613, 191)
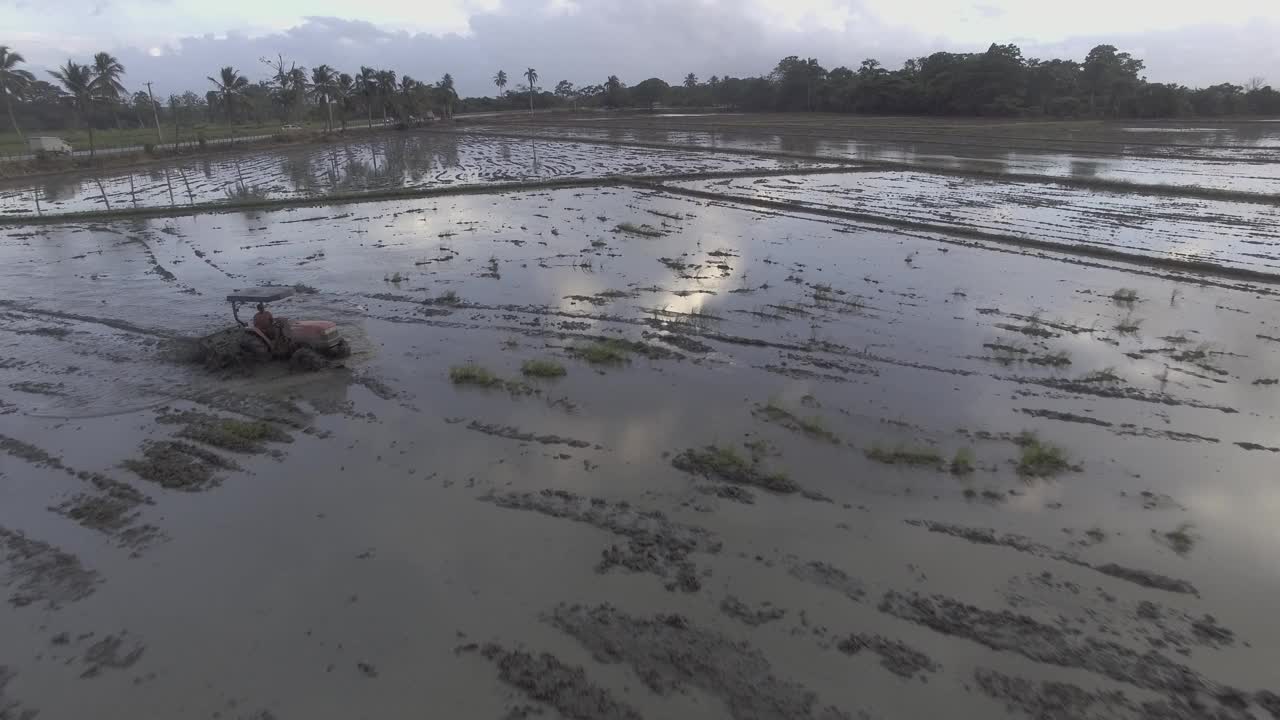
(464, 421, 591, 448)
(719, 595, 786, 626)
(696, 484, 757, 504)
(158, 410, 292, 454)
(789, 560, 866, 603)
(878, 590, 1242, 707)
(483, 490, 720, 593)
(0, 433, 66, 470)
(908, 520, 1199, 596)
(1093, 564, 1199, 596)
(122, 440, 239, 491)
(0, 527, 98, 608)
(975, 668, 1256, 720)
(549, 604, 852, 720)
(1, 666, 37, 720)
(837, 633, 938, 679)
(52, 489, 161, 550)
(80, 632, 146, 678)
(474, 643, 643, 720)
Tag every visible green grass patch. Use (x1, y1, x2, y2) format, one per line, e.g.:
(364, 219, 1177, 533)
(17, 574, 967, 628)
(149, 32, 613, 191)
(864, 444, 943, 467)
(521, 359, 567, 378)
(449, 364, 503, 387)
(1015, 432, 1075, 477)
(671, 444, 797, 494)
(570, 339, 633, 364)
(950, 447, 976, 475)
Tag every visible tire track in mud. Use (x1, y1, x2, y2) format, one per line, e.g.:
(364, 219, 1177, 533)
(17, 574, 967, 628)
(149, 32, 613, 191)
(481, 489, 722, 593)
(906, 520, 1199, 595)
(1, 433, 161, 551)
(0, 526, 99, 608)
(880, 592, 1274, 718)
(463, 643, 643, 720)
(548, 603, 858, 720)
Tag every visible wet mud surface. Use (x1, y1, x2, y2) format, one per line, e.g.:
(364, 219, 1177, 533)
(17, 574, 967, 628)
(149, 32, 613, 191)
(0, 116, 1277, 719)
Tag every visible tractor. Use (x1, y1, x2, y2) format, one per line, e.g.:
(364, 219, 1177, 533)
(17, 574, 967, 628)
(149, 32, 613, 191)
(226, 287, 349, 365)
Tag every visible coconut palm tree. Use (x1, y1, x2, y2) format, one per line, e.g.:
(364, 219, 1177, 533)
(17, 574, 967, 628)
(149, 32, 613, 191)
(524, 67, 538, 112)
(356, 66, 377, 129)
(493, 69, 507, 97)
(49, 60, 99, 156)
(91, 52, 127, 129)
(334, 73, 354, 131)
(398, 75, 418, 120)
(207, 66, 249, 125)
(375, 70, 397, 122)
(0, 46, 35, 139)
(684, 73, 698, 88)
(310, 64, 337, 131)
(437, 73, 457, 119)
(284, 66, 309, 121)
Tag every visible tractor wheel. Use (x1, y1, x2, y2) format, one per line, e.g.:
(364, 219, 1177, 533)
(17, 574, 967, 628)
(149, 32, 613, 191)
(327, 339, 351, 359)
(289, 346, 326, 372)
(239, 331, 271, 361)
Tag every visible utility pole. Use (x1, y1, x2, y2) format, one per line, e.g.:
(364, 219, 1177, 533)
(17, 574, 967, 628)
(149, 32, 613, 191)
(145, 82, 163, 143)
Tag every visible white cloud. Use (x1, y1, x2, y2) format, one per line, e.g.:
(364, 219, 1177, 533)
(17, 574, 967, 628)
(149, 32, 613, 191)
(6, 0, 1279, 96)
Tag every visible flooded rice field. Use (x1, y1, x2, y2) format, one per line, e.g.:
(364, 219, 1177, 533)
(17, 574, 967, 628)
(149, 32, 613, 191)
(462, 117, 1280, 194)
(1, 117, 1279, 719)
(0, 132, 827, 215)
(671, 171, 1280, 273)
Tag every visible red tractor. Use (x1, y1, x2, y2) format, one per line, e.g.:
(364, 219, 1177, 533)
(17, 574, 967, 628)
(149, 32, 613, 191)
(227, 287, 349, 364)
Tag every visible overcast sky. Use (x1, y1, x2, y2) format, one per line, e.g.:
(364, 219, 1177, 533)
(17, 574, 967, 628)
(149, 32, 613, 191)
(4, 0, 1279, 97)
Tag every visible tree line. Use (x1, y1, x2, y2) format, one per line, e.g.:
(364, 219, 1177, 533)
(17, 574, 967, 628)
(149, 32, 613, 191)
(2, 41, 1278, 156)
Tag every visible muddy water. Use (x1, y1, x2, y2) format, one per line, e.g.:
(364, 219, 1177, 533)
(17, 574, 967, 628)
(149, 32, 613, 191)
(0, 132, 826, 215)
(2, 173, 1280, 717)
(465, 122, 1280, 194)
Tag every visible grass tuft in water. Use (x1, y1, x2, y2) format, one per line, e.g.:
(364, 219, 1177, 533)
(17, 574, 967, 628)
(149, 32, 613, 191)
(756, 402, 841, 444)
(949, 447, 976, 475)
(521, 359, 567, 378)
(864, 444, 943, 467)
(1015, 431, 1075, 477)
(449, 364, 503, 388)
(671, 444, 797, 494)
(570, 339, 632, 365)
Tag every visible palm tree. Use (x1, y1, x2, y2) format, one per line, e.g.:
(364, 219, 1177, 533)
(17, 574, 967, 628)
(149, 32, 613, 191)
(310, 64, 337, 131)
(0, 46, 35, 139)
(49, 60, 99, 156)
(398, 75, 418, 120)
(356, 66, 377, 129)
(684, 73, 698, 88)
(91, 52, 126, 129)
(438, 73, 457, 119)
(207, 66, 249, 125)
(334, 73, 354, 131)
(376, 69, 397, 122)
(284, 66, 309, 121)
(605, 75, 623, 107)
(493, 69, 507, 97)
(524, 67, 538, 112)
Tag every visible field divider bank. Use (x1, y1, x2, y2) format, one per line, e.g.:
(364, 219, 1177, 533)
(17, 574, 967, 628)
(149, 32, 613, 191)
(438, 128, 1280, 205)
